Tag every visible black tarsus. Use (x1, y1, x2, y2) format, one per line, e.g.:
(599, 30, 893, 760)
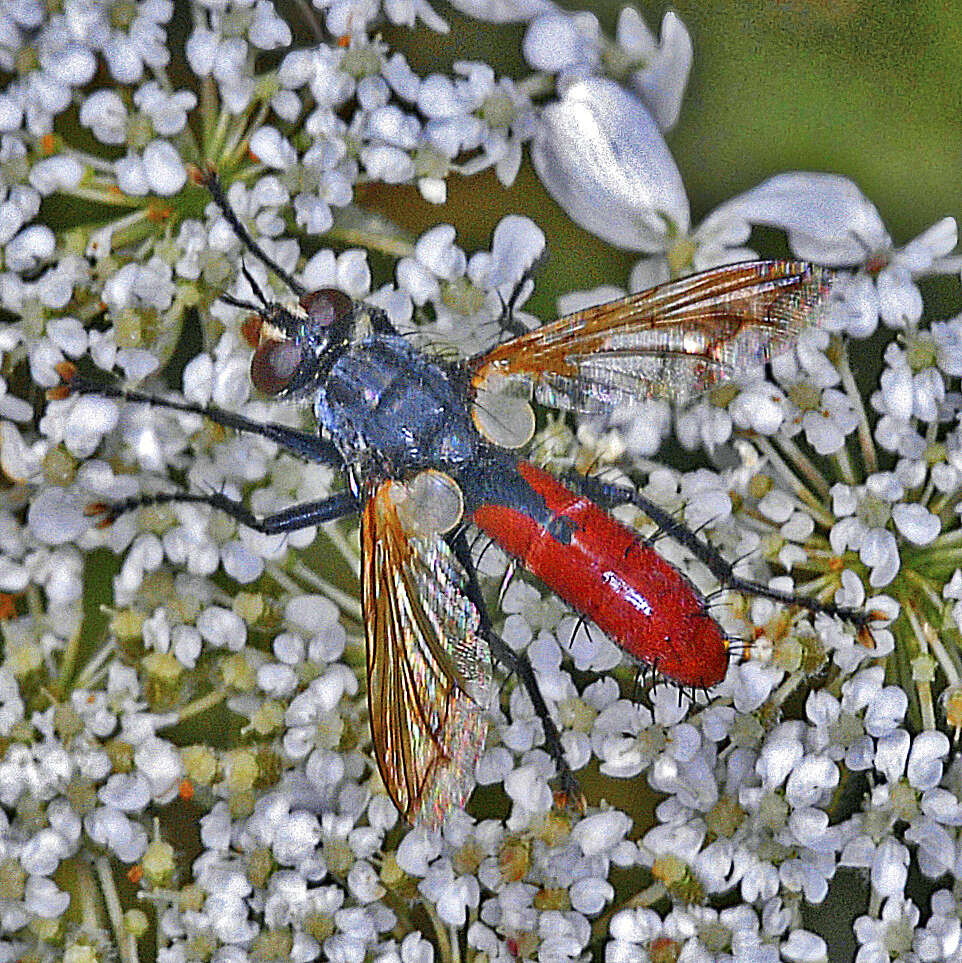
(66, 374, 343, 467)
(494, 285, 533, 340)
(90, 487, 359, 534)
(200, 168, 307, 297)
(446, 529, 585, 811)
(566, 471, 874, 630)
(484, 243, 550, 344)
(571, 615, 590, 650)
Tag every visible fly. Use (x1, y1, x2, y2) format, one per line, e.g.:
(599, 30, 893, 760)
(49, 168, 875, 827)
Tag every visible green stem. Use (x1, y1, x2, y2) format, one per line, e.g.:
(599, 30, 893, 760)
(423, 899, 453, 963)
(834, 339, 878, 476)
(902, 572, 961, 687)
(772, 668, 806, 708)
(60, 184, 142, 207)
(928, 517, 962, 548)
(56, 144, 118, 174)
(908, 545, 962, 575)
(833, 443, 856, 486)
(72, 640, 118, 690)
(73, 858, 104, 933)
(751, 436, 832, 525)
(52, 620, 84, 699)
(901, 603, 937, 730)
(923, 619, 961, 688)
(450, 924, 462, 963)
(226, 99, 270, 167)
(325, 224, 417, 259)
(208, 107, 234, 163)
(160, 686, 229, 725)
(772, 433, 831, 500)
(96, 855, 140, 963)
(201, 76, 219, 152)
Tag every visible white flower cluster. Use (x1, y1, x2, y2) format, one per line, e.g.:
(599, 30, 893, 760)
(1, 1, 961, 962)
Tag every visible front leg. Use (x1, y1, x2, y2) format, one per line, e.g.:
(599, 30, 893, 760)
(90, 488, 359, 534)
(50, 362, 343, 468)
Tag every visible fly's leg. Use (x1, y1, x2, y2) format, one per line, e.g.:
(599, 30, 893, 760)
(479, 245, 549, 343)
(447, 530, 585, 811)
(494, 275, 538, 338)
(197, 167, 307, 297)
(484, 631, 585, 811)
(566, 471, 876, 636)
(89, 487, 359, 533)
(49, 362, 343, 468)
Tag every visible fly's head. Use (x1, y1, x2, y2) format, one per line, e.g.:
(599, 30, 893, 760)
(237, 287, 359, 401)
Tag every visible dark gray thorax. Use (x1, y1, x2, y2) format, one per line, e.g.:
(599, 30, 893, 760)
(314, 335, 480, 474)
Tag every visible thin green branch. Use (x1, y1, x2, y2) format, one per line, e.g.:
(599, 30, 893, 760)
(96, 855, 140, 963)
(834, 339, 878, 476)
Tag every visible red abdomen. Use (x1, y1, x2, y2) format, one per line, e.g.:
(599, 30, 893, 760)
(472, 462, 729, 688)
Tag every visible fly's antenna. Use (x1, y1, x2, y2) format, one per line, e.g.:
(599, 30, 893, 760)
(195, 166, 307, 298)
(241, 261, 270, 307)
(217, 292, 262, 313)
(214, 258, 270, 314)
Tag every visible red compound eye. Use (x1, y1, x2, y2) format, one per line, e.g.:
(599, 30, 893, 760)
(250, 338, 302, 394)
(300, 288, 353, 329)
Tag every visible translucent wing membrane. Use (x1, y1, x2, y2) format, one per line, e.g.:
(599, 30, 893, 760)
(470, 260, 834, 413)
(362, 484, 494, 826)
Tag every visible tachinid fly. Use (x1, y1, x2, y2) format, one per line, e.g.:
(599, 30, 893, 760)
(50, 169, 874, 827)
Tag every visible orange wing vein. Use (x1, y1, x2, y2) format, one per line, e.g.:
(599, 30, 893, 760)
(362, 483, 493, 826)
(470, 260, 834, 413)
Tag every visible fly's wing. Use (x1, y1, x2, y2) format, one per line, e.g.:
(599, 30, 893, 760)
(469, 260, 833, 413)
(361, 483, 494, 827)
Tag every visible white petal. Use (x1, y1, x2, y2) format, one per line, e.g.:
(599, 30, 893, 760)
(879, 356, 914, 420)
(28, 486, 90, 545)
(877, 267, 922, 328)
(898, 216, 958, 271)
(628, 11, 692, 130)
(571, 810, 631, 856)
(446, 0, 553, 22)
(905, 731, 949, 790)
(782, 930, 828, 963)
(569, 876, 613, 915)
(523, 12, 596, 72)
(485, 214, 546, 294)
(892, 502, 940, 545)
(143, 140, 187, 195)
(24, 876, 71, 919)
(531, 77, 689, 251)
(717, 172, 888, 264)
(870, 837, 908, 898)
(249, 126, 297, 169)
